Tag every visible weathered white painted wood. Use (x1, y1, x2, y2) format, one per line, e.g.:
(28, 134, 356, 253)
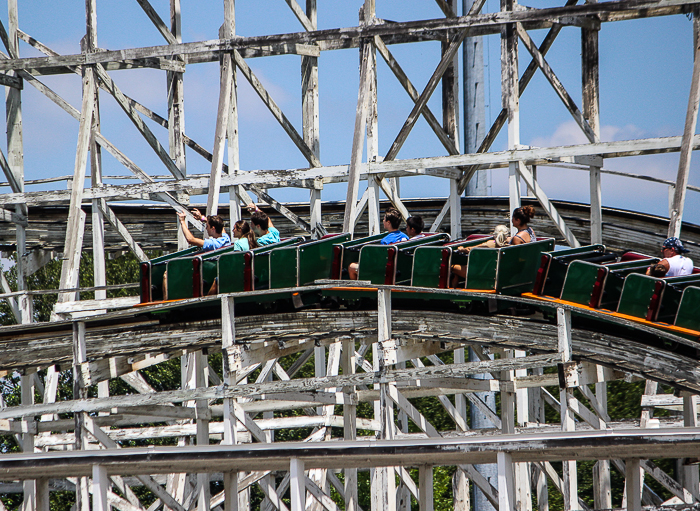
(516, 24, 597, 144)
(669, 13, 700, 237)
(498, 451, 515, 511)
(95, 202, 149, 262)
(92, 465, 110, 511)
(233, 51, 320, 168)
(384, 29, 469, 162)
(0, 1, 697, 75)
(54, 296, 140, 314)
(342, 43, 372, 234)
(290, 459, 305, 511)
(284, 0, 314, 32)
(206, 22, 233, 215)
(305, 477, 339, 511)
(626, 459, 642, 511)
(419, 466, 434, 511)
(94, 65, 185, 181)
(136, 0, 177, 45)
(0, 269, 20, 323)
(516, 162, 580, 247)
(0, 353, 561, 420)
(56, 58, 94, 307)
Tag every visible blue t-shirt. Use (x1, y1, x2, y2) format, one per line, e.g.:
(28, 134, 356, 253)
(257, 226, 280, 246)
(381, 230, 409, 245)
(234, 237, 249, 251)
(202, 232, 230, 252)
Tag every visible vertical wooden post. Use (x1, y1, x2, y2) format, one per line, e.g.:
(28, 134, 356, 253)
(625, 460, 642, 511)
(222, 296, 238, 446)
(682, 392, 700, 501)
(6, 0, 29, 324)
(419, 465, 434, 511)
(92, 465, 110, 511)
(195, 348, 211, 511)
(207, 0, 235, 216)
(593, 373, 611, 510)
(85, 0, 106, 305)
(169, 0, 187, 216)
(373, 288, 396, 511)
(342, 40, 372, 234)
(501, 0, 521, 224)
(290, 458, 306, 511)
(224, 471, 239, 511)
(73, 321, 90, 511)
(582, 8, 602, 244)
(303, 0, 322, 237)
(57, 51, 95, 307)
(342, 338, 358, 511)
(21, 372, 35, 511)
(36, 478, 49, 511)
(444, 0, 462, 239)
(453, 348, 469, 511)
(557, 308, 578, 511)
(514, 349, 532, 511)
(497, 452, 515, 511)
(669, 9, 700, 238)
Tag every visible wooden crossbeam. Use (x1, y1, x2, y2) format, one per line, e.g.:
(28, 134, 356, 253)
(0, 353, 560, 420)
(5, 0, 687, 74)
(516, 23, 597, 143)
(233, 51, 321, 168)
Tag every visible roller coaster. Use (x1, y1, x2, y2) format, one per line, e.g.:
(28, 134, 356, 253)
(140, 231, 700, 343)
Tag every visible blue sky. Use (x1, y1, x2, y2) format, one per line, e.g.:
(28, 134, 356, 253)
(1, 0, 698, 226)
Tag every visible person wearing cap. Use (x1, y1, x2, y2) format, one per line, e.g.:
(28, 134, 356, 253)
(647, 237, 694, 277)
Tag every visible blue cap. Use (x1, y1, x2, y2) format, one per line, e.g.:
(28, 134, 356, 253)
(663, 237, 690, 253)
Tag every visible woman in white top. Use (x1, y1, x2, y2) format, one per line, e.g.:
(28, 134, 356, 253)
(649, 237, 694, 277)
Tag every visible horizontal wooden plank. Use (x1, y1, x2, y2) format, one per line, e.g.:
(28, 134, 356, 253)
(2, 428, 700, 479)
(0, 0, 695, 73)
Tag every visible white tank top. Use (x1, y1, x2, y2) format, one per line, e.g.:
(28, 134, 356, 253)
(665, 254, 694, 277)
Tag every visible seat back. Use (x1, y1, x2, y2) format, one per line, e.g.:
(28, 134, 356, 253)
(330, 233, 387, 279)
(358, 234, 450, 285)
(139, 246, 201, 303)
(165, 244, 243, 300)
(533, 244, 608, 297)
(269, 233, 351, 289)
(675, 286, 700, 330)
(466, 239, 555, 294)
(217, 237, 304, 294)
(411, 237, 489, 288)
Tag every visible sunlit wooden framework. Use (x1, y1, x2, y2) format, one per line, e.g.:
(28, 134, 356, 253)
(0, 1, 699, 510)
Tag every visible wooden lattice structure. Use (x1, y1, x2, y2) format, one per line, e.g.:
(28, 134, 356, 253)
(1, 1, 700, 511)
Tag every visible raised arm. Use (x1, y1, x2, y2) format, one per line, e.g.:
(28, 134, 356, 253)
(178, 212, 204, 248)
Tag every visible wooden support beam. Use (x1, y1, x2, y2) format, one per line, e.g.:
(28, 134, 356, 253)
(95, 201, 149, 262)
(626, 459, 643, 511)
(429, 1, 576, 231)
(57, 57, 95, 307)
(284, 0, 314, 31)
(93, 65, 184, 180)
(498, 452, 515, 511)
(384, 29, 469, 162)
(669, 10, 700, 237)
(135, 0, 177, 45)
(343, 42, 372, 234)
(515, 162, 580, 246)
(92, 465, 110, 511)
(419, 466, 434, 511)
(233, 51, 321, 168)
(0, 353, 562, 420)
(516, 24, 597, 144)
(290, 458, 305, 511)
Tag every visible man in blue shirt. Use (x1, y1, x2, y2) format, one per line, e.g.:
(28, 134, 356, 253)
(177, 209, 230, 252)
(348, 208, 408, 279)
(248, 203, 280, 245)
(380, 208, 409, 245)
